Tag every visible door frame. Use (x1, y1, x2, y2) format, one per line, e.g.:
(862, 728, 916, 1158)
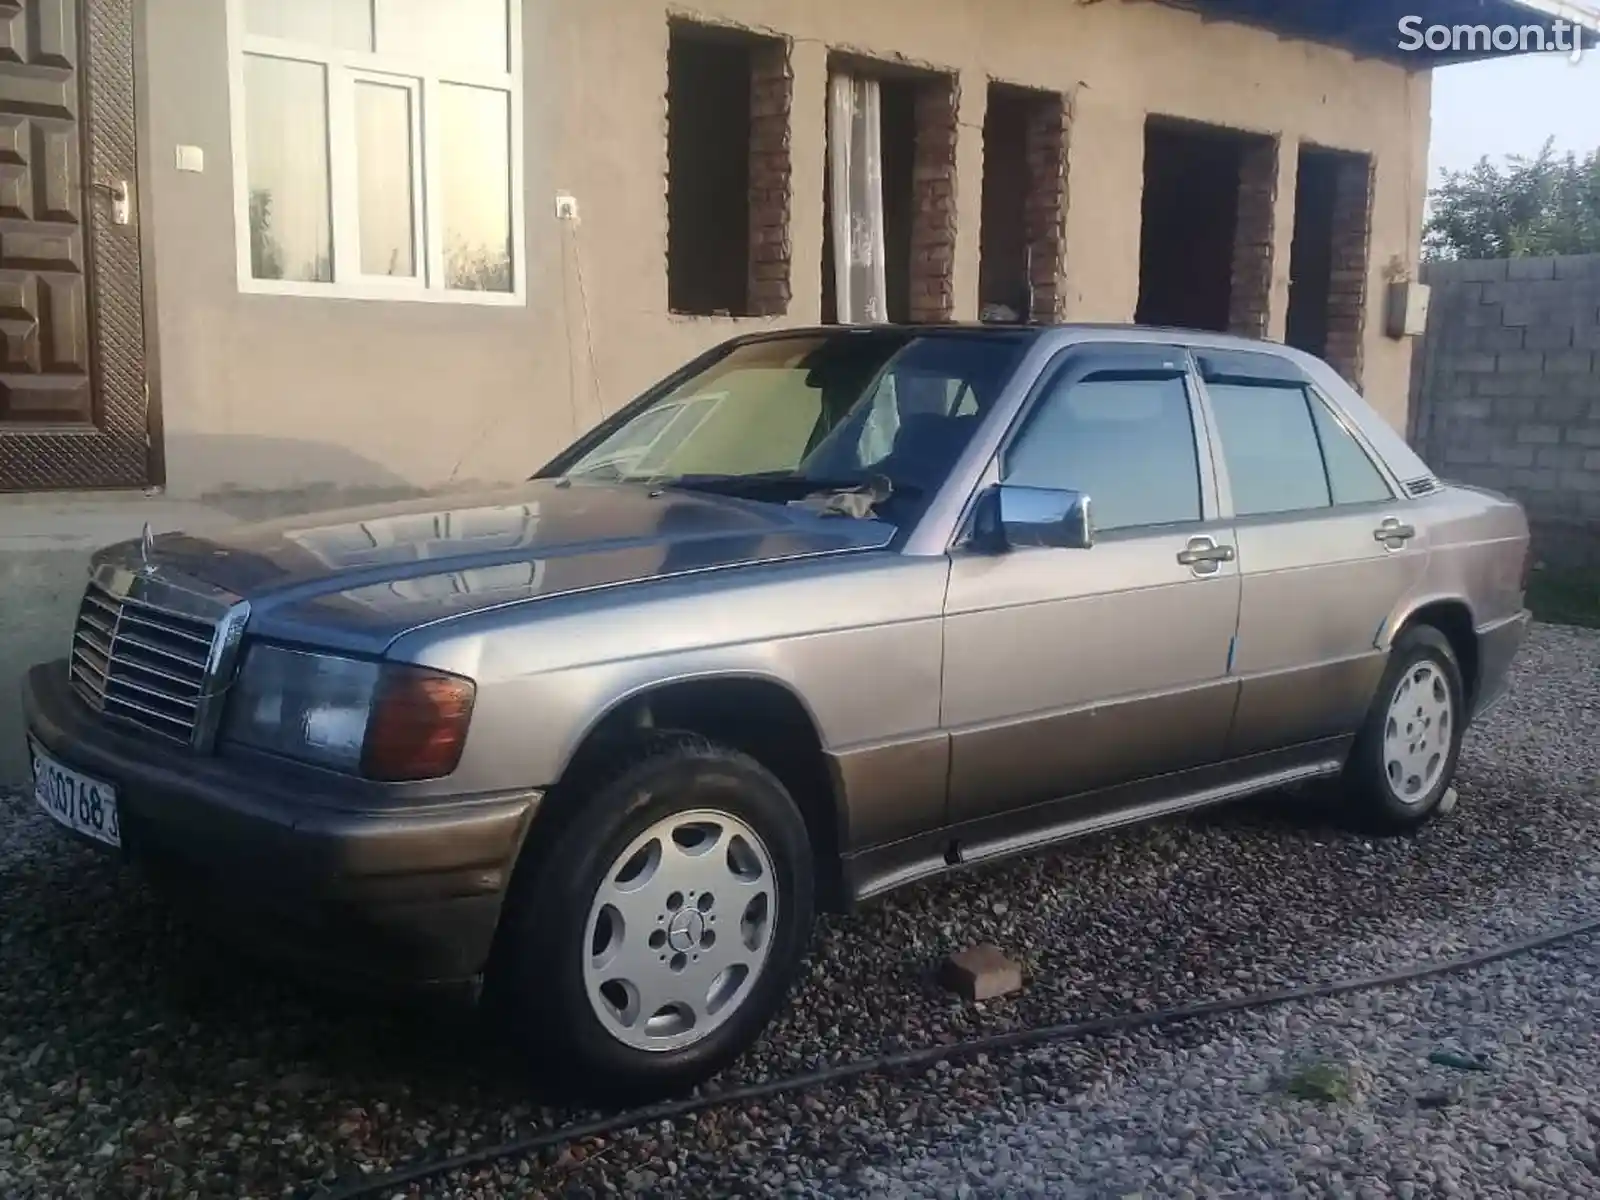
(131, 0, 164, 489)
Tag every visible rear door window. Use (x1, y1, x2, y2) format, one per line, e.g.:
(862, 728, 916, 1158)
(1205, 382, 1331, 517)
(1309, 392, 1394, 506)
(1206, 375, 1396, 516)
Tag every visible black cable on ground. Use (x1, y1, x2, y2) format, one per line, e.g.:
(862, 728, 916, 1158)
(315, 913, 1600, 1200)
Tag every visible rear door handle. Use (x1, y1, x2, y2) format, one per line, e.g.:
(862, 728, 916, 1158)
(1374, 518, 1417, 545)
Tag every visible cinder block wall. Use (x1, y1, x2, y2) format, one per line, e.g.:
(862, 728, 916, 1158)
(1412, 256, 1600, 569)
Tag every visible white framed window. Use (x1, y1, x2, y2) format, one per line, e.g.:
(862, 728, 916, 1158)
(226, 0, 525, 305)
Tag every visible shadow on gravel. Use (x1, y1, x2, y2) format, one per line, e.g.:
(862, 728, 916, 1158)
(0, 821, 588, 1198)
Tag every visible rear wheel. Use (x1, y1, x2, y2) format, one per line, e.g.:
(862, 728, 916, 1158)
(490, 732, 815, 1103)
(1342, 624, 1467, 832)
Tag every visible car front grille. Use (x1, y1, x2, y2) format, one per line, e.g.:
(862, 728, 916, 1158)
(70, 580, 221, 744)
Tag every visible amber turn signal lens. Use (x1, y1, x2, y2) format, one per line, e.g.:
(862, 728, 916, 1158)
(360, 666, 476, 782)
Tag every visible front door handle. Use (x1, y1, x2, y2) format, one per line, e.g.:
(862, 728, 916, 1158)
(89, 178, 132, 225)
(1374, 517, 1417, 546)
(1177, 537, 1236, 572)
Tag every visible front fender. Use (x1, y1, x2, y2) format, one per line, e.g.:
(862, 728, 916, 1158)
(386, 555, 951, 800)
(545, 664, 831, 785)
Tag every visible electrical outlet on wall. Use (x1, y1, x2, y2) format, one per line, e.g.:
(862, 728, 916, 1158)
(555, 193, 579, 222)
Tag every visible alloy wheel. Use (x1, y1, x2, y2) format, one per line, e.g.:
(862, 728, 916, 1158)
(1382, 660, 1454, 804)
(581, 809, 778, 1053)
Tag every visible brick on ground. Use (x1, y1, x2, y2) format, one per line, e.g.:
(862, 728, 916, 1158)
(939, 943, 1024, 1003)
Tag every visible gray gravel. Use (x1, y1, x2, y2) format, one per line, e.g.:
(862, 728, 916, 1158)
(0, 621, 1596, 1199)
(870, 937, 1600, 1199)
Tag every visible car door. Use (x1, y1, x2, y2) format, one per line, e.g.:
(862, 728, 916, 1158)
(1193, 348, 1427, 758)
(941, 343, 1243, 830)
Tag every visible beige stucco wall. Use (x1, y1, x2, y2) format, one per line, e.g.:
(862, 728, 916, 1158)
(139, 0, 1432, 500)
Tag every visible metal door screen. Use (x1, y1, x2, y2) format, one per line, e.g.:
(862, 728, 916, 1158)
(0, 0, 150, 491)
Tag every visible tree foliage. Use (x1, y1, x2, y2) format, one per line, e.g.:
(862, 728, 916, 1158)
(1424, 137, 1600, 261)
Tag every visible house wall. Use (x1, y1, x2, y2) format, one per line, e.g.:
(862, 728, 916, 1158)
(138, 0, 1432, 504)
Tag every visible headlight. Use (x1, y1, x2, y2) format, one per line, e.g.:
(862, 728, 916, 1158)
(222, 645, 476, 781)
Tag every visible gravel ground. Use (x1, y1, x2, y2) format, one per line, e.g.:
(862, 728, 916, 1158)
(0, 621, 1596, 1199)
(873, 938, 1600, 1199)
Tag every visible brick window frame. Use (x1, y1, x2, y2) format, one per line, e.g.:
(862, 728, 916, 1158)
(664, 20, 793, 318)
(1227, 136, 1280, 340)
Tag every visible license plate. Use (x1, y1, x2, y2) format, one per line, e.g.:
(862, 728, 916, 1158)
(29, 738, 121, 849)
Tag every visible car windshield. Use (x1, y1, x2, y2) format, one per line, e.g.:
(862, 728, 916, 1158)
(556, 331, 1029, 512)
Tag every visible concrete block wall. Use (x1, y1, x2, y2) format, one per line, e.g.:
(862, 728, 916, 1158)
(1412, 255, 1600, 568)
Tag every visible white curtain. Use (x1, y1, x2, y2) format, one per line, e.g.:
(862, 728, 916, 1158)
(827, 73, 887, 325)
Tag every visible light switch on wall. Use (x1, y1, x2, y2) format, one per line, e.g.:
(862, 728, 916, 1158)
(175, 144, 205, 173)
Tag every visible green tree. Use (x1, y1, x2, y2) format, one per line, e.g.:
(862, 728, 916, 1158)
(1424, 138, 1600, 261)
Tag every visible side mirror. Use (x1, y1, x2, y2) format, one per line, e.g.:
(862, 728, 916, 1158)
(969, 484, 1095, 553)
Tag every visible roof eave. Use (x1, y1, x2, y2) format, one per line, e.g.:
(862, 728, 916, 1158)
(1155, 0, 1600, 67)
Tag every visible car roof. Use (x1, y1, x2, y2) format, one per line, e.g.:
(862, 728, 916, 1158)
(731, 322, 1313, 354)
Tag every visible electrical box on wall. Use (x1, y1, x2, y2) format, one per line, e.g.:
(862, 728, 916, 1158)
(1385, 280, 1431, 339)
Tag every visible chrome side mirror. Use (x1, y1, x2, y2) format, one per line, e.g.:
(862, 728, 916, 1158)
(969, 484, 1095, 553)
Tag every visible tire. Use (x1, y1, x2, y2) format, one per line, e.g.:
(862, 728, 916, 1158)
(1342, 624, 1467, 833)
(489, 731, 815, 1104)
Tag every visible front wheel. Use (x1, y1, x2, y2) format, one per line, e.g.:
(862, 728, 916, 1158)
(1342, 624, 1467, 832)
(490, 733, 815, 1103)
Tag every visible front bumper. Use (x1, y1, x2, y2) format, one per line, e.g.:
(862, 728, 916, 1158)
(1471, 609, 1533, 720)
(22, 660, 540, 994)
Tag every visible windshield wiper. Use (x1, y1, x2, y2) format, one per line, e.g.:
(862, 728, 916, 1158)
(656, 473, 918, 500)
(663, 473, 921, 521)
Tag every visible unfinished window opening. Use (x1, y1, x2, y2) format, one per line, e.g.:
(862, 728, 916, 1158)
(1136, 118, 1276, 336)
(666, 22, 792, 317)
(979, 84, 1068, 324)
(1287, 145, 1373, 387)
(821, 61, 957, 325)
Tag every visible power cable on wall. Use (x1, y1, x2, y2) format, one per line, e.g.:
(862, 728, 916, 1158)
(312, 912, 1600, 1200)
(561, 207, 607, 423)
(559, 215, 584, 439)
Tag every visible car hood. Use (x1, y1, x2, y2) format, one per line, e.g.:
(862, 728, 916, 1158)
(118, 480, 896, 652)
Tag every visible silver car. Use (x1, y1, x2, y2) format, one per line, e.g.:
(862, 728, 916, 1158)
(22, 324, 1532, 1100)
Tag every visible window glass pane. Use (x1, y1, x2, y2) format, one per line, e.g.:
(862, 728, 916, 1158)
(1310, 395, 1393, 506)
(439, 84, 513, 292)
(245, 0, 373, 51)
(564, 332, 1026, 498)
(633, 397, 725, 475)
(377, 0, 509, 72)
(1207, 383, 1331, 517)
(244, 56, 332, 283)
(355, 81, 416, 277)
(1004, 373, 1202, 532)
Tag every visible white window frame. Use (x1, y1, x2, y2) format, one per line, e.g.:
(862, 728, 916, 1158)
(224, 0, 527, 306)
